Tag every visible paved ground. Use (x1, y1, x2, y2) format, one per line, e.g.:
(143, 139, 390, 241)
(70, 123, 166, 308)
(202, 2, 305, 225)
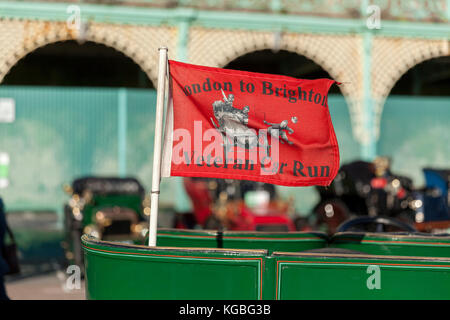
(3, 210, 176, 300)
(5, 271, 85, 300)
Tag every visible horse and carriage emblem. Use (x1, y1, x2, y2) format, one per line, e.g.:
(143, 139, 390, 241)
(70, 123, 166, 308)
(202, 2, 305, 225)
(210, 90, 297, 155)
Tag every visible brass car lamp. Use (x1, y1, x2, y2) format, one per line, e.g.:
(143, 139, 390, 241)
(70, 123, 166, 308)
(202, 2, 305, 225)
(83, 224, 100, 239)
(95, 211, 112, 227)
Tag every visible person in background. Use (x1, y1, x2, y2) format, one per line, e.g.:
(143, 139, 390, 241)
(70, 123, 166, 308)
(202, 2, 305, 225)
(0, 197, 10, 300)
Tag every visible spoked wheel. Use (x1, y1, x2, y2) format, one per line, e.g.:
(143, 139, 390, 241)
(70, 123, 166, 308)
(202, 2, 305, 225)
(313, 198, 351, 235)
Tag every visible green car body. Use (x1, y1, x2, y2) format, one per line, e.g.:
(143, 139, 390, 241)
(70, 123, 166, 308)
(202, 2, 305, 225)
(330, 232, 450, 258)
(83, 229, 450, 300)
(156, 228, 328, 254)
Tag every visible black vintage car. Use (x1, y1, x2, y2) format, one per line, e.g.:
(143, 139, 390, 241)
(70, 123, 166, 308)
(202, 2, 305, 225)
(312, 159, 417, 234)
(62, 177, 149, 267)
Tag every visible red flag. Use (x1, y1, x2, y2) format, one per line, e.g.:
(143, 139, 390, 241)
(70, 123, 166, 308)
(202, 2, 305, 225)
(162, 60, 340, 187)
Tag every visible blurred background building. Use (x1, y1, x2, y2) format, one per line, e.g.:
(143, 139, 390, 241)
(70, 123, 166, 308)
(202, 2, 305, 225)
(0, 0, 449, 276)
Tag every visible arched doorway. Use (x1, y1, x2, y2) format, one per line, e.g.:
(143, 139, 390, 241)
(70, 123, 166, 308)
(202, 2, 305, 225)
(2, 41, 154, 88)
(225, 49, 340, 92)
(223, 50, 357, 160)
(379, 56, 450, 186)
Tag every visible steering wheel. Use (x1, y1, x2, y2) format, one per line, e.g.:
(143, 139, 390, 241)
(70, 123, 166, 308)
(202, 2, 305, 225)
(337, 216, 417, 233)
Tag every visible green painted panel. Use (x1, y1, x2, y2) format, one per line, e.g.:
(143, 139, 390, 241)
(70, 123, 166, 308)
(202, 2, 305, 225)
(274, 252, 450, 300)
(222, 231, 327, 254)
(82, 235, 265, 300)
(0, 86, 116, 212)
(125, 88, 156, 181)
(156, 228, 328, 253)
(83, 235, 450, 300)
(327, 95, 360, 164)
(0, 86, 157, 215)
(157, 229, 218, 248)
(378, 96, 450, 187)
(330, 232, 450, 258)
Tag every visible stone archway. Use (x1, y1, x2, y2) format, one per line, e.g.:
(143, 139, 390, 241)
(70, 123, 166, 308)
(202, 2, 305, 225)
(0, 18, 179, 218)
(371, 37, 449, 139)
(187, 27, 364, 141)
(0, 18, 178, 86)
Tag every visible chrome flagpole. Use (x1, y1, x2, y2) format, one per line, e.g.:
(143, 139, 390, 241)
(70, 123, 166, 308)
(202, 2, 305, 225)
(149, 47, 168, 246)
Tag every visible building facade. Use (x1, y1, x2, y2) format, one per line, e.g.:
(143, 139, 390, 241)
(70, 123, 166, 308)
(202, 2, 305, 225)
(0, 0, 449, 213)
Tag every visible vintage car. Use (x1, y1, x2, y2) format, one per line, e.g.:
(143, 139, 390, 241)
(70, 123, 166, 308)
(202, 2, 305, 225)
(313, 159, 417, 234)
(82, 226, 450, 299)
(63, 177, 149, 267)
(79, 175, 450, 300)
(414, 168, 450, 232)
(82, 188, 450, 300)
(179, 177, 297, 232)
